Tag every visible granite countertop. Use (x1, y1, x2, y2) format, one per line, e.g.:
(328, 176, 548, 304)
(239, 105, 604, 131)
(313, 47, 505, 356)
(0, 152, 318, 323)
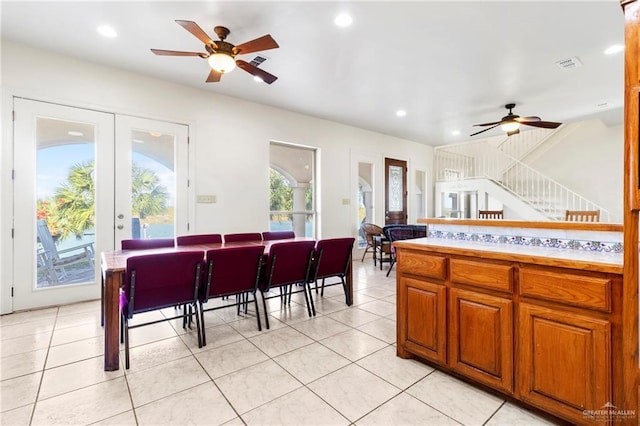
(394, 237, 623, 274)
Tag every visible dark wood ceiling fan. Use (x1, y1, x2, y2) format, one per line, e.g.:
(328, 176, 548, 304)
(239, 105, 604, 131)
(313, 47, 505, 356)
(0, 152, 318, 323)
(151, 20, 279, 84)
(470, 103, 562, 137)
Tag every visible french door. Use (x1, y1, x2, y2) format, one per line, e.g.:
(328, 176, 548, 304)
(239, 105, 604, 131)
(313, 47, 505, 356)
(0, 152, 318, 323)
(12, 99, 188, 311)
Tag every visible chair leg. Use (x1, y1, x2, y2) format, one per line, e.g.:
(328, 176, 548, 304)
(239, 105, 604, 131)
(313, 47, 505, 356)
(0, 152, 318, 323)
(261, 291, 270, 330)
(360, 246, 368, 262)
(120, 312, 124, 344)
(386, 258, 395, 277)
(199, 302, 206, 347)
(253, 292, 262, 331)
(320, 278, 326, 297)
(340, 277, 351, 305)
(193, 303, 202, 350)
(124, 316, 130, 369)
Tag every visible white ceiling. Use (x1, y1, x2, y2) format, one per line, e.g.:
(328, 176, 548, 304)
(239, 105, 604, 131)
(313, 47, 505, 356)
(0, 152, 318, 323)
(0, 1, 626, 146)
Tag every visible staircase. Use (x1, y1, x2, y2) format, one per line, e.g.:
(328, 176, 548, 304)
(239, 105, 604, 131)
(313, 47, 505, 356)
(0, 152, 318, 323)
(434, 128, 613, 222)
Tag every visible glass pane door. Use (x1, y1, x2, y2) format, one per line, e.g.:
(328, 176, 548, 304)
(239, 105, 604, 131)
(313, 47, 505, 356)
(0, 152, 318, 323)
(114, 116, 188, 246)
(13, 99, 114, 310)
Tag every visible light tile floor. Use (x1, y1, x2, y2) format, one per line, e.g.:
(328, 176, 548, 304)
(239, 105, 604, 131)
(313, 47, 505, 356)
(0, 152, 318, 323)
(0, 260, 561, 425)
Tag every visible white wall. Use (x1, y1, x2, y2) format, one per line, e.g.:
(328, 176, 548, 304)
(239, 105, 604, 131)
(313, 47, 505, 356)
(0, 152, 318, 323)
(0, 41, 433, 313)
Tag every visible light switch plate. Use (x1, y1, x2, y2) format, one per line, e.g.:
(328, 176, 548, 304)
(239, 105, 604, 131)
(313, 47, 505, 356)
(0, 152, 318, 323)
(197, 195, 216, 203)
(341, 198, 350, 205)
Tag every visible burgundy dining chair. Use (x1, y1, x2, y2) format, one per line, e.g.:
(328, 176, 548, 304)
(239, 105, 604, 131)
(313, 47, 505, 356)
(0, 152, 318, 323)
(199, 245, 265, 347)
(121, 238, 175, 250)
(176, 234, 222, 246)
(311, 237, 355, 305)
(259, 240, 316, 329)
(121, 250, 204, 368)
(101, 238, 175, 326)
(223, 233, 263, 243)
(261, 231, 295, 241)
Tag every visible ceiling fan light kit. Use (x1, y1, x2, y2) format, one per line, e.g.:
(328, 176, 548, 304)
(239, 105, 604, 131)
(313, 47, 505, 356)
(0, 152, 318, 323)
(470, 103, 562, 137)
(151, 20, 279, 84)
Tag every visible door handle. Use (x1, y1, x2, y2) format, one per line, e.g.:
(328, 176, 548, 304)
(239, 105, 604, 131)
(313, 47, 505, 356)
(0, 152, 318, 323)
(117, 214, 124, 219)
(117, 225, 124, 230)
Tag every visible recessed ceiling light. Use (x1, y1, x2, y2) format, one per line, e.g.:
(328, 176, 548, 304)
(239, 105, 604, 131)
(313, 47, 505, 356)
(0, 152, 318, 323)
(396, 110, 407, 117)
(148, 131, 162, 137)
(451, 130, 461, 136)
(68, 131, 83, 137)
(97, 25, 117, 38)
(334, 13, 353, 27)
(132, 139, 145, 144)
(604, 44, 624, 55)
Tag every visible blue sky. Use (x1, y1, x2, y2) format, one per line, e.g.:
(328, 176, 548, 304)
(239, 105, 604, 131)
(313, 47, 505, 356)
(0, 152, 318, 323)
(37, 144, 175, 206)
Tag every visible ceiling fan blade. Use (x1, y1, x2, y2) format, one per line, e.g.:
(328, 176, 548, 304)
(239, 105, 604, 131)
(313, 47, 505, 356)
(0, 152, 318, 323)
(236, 60, 278, 84)
(470, 123, 501, 137)
(473, 121, 502, 127)
(175, 20, 217, 48)
(515, 116, 541, 123)
(233, 34, 279, 55)
(151, 49, 206, 57)
(206, 69, 222, 83)
(522, 120, 562, 129)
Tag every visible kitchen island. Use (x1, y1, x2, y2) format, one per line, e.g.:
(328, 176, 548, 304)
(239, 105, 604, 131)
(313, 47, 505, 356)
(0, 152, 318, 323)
(395, 219, 626, 425)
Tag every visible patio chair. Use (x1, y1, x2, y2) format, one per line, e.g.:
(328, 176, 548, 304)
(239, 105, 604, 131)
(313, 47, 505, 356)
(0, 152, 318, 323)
(36, 219, 95, 285)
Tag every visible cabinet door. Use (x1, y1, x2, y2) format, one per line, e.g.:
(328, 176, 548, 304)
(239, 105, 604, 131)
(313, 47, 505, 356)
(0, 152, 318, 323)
(399, 276, 447, 365)
(518, 303, 611, 424)
(449, 288, 513, 394)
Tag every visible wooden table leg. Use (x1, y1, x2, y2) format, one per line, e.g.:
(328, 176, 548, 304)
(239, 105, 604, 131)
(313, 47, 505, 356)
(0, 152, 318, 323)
(103, 269, 121, 371)
(346, 259, 353, 306)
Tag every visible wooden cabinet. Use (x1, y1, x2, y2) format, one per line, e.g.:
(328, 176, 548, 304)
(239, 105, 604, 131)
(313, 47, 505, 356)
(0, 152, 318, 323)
(449, 288, 513, 393)
(396, 246, 623, 425)
(400, 277, 447, 364)
(518, 303, 610, 424)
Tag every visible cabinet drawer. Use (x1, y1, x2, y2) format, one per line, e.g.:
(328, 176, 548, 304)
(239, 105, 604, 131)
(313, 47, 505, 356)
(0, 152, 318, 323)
(450, 259, 513, 293)
(399, 250, 446, 280)
(519, 268, 611, 312)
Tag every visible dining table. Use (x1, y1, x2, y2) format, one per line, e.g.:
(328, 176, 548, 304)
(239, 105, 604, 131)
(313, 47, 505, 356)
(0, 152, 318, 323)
(100, 237, 353, 371)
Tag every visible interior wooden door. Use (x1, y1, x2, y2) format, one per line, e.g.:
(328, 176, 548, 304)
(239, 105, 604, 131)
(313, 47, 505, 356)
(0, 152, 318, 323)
(384, 157, 407, 225)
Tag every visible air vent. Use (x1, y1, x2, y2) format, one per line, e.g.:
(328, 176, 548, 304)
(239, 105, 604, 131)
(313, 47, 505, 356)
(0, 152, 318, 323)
(250, 56, 268, 67)
(555, 56, 583, 70)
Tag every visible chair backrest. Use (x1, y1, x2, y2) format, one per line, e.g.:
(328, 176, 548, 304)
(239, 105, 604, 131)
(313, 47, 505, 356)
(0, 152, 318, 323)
(478, 210, 504, 219)
(177, 234, 222, 246)
(224, 233, 263, 243)
(262, 231, 295, 241)
(313, 238, 355, 280)
(565, 210, 600, 222)
(123, 251, 204, 317)
(411, 225, 428, 238)
(361, 223, 384, 245)
(384, 225, 416, 243)
(37, 219, 60, 260)
(121, 238, 175, 250)
(263, 240, 316, 289)
(203, 245, 265, 301)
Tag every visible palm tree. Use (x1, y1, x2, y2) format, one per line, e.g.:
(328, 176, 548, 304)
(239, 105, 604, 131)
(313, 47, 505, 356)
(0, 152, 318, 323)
(131, 164, 168, 219)
(53, 161, 95, 239)
(50, 161, 168, 239)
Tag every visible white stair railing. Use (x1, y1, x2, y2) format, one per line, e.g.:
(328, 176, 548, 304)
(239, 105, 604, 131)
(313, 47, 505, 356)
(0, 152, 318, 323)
(434, 140, 612, 222)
